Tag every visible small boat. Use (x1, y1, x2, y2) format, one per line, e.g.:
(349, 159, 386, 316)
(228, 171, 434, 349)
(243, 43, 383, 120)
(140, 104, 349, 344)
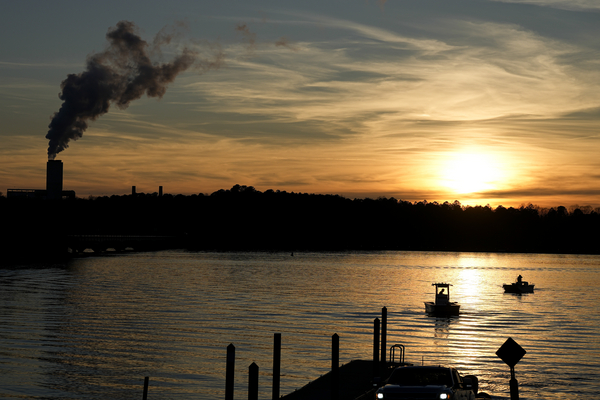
(424, 283, 460, 316)
(503, 275, 534, 294)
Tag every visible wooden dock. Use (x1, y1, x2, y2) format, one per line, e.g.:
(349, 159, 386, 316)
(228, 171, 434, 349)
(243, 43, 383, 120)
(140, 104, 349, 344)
(280, 360, 394, 400)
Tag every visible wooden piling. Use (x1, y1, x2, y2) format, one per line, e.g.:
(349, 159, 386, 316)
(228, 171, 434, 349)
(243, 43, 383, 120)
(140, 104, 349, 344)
(331, 333, 340, 400)
(381, 306, 387, 368)
(373, 318, 380, 377)
(142, 376, 149, 400)
(272, 333, 281, 400)
(226, 343, 235, 400)
(249, 362, 259, 400)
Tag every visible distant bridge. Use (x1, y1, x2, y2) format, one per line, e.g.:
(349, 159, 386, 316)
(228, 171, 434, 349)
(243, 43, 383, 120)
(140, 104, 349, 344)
(66, 235, 179, 253)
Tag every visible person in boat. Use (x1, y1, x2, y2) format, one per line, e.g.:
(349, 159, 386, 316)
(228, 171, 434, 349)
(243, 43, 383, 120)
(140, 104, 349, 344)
(517, 275, 522, 284)
(436, 288, 449, 304)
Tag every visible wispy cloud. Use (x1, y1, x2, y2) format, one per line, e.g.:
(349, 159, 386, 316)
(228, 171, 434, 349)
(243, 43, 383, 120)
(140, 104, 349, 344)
(2, 3, 599, 206)
(159, 11, 600, 205)
(488, 0, 600, 11)
(183, 15, 599, 141)
(0, 60, 82, 69)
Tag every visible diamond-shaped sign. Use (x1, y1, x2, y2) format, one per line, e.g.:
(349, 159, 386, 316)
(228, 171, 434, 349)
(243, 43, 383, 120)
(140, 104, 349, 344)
(496, 337, 526, 368)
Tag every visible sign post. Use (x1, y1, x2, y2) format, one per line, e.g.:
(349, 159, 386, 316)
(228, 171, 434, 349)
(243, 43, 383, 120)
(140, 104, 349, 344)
(496, 337, 526, 400)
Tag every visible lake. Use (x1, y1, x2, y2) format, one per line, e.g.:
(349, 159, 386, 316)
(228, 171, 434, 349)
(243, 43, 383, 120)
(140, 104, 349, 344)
(1, 251, 599, 399)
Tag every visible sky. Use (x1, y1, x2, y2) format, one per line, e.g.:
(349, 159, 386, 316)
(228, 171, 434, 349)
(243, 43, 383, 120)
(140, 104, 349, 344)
(1, 0, 599, 208)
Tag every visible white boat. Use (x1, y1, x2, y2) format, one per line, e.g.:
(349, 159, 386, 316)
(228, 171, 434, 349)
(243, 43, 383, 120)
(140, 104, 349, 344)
(424, 283, 460, 316)
(503, 275, 534, 294)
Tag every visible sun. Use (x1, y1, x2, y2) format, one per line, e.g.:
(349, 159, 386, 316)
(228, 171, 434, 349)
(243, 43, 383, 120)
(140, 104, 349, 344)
(440, 152, 503, 194)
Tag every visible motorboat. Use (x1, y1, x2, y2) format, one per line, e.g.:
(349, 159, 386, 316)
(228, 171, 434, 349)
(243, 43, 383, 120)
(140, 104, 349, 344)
(424, 283, 460, 316)
(503, 275, 534, 294)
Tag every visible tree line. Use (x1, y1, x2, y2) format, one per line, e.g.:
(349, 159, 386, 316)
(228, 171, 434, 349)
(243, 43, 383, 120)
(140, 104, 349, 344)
(2, 184, 599, 262)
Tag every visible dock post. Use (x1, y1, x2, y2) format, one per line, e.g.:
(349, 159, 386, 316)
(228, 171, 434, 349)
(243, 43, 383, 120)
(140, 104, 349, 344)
(142, 376, 149, 400)
(249, 362, 259, 400)
(381, 306, 387, 369)
(272, 333, 281, 400)
(510, 366, 519, 400)
(226, 344, 235, 400)
(331, 333, 340, 400)
(373, 318, 380, 377)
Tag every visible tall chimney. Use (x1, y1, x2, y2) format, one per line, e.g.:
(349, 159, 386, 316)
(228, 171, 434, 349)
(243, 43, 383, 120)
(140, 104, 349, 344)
(159, 186, 163, 197)
(132, 186, 136, 197)
(46, 160, 63, 200)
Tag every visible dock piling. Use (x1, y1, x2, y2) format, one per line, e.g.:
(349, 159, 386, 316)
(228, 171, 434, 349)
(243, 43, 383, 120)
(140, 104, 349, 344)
(142, 376, 149, 400)
(373, 318, 380, 377)
(249, 362, 259, 400)
(272, 333, 281, 400)
(381, 306, 387, 368)
(226, 344, 235, 400)
(331, 333, 339, 400)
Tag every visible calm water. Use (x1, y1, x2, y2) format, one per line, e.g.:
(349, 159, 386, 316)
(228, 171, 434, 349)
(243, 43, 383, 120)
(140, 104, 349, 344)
(1, 251, 599, 399)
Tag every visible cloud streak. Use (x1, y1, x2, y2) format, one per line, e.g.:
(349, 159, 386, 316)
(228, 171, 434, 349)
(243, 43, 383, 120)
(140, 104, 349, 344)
(188, 15, 599, 134)
(489, 0, 600, 11)
(2, 1, 599, 207)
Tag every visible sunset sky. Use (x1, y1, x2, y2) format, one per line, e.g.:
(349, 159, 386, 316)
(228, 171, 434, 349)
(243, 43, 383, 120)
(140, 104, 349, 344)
(1, 0, 599, 208)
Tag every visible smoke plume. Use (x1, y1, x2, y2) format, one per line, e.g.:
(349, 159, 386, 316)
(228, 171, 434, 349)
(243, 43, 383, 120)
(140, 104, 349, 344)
(275, 36, 299, 52)
(235, 23, 257, 54)
(46, 21, 219, 159)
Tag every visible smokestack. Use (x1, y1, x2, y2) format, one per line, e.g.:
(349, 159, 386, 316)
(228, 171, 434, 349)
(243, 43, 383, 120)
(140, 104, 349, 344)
(159, 186, 163, 197)
(132, 186, 136, 197)
(46, 160, 63, 200)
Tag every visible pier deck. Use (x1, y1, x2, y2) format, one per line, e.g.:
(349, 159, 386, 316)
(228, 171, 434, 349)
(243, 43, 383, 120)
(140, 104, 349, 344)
(280, 360, 393, 400)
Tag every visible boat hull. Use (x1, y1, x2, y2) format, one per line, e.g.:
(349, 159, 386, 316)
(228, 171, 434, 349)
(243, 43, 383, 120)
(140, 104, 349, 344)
(424, 302, 460, 316)
(503, 283, 534, 294)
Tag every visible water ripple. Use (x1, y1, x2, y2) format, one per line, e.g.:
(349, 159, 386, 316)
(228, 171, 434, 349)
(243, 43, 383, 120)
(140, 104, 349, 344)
(1, 251, 599, 399)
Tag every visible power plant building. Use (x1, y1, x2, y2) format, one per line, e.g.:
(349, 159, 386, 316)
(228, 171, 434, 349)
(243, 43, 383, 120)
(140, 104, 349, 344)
(6, 160, 75, 199)
(46, 160, 63, 200)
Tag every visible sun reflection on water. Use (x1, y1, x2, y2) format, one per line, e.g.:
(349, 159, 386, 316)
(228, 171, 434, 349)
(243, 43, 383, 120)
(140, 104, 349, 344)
(1, 251, 599, 399)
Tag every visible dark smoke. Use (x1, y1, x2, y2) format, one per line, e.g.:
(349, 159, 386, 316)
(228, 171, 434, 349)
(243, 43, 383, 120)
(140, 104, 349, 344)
(235, 23, 257, 54)
(275, 36, 298, 52)
(46, 21, 218, 159)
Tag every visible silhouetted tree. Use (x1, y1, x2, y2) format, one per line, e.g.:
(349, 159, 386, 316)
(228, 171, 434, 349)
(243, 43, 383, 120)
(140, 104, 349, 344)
(3, 184, 600, 263)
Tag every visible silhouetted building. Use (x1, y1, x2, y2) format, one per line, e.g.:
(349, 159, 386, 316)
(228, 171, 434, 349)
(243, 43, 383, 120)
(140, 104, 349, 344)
(46, 160, 63, 200)
(6, 160, 75, 200)
(6, 189, 46, 199)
